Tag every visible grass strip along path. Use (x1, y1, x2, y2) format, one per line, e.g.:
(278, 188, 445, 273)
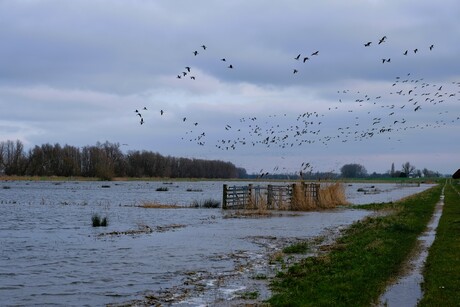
(268, 182, 443, 306)
(419, 179, 460, 307)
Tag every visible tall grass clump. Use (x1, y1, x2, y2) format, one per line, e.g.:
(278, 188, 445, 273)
(92, 214, 108, 227)
(291, 181, 348, 210)
(291, 183, 317, 211)
(317, 182, 348, 208)
(190, 198, 220, 208)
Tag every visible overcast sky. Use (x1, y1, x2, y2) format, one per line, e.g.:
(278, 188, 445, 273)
(1, 0, 459, 175)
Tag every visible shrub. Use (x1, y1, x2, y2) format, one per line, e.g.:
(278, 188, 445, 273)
(156, 187, 169, 192)
(92, 214, 108, 227)
(283, 241, 310, 254)
(190, 198, 220, 208)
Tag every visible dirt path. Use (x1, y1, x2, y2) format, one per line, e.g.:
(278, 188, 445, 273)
(378, 186, 445, 306)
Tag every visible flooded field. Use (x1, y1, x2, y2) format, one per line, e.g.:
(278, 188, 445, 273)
(0, 180, 434, 306)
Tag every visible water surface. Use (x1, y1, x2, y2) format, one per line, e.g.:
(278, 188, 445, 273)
(0, 180, 434, 306)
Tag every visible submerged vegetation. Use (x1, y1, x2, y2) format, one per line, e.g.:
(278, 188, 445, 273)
(91, 214, 108, 227)
(268, 183, 442, 306)
(189, 198, 220, 208)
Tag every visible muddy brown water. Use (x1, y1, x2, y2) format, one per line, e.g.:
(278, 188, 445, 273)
(0, 180, 434, 306)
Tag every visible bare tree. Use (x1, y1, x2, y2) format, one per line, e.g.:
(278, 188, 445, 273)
(401, 162, 416, 177)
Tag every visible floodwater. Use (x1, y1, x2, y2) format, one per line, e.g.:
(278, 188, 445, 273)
(0, 180, 435, 306)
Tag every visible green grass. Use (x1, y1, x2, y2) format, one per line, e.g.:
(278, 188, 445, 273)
(283, 242, 310, 254)
(419, 179, 460, 306)
(268, 183, 442, 306)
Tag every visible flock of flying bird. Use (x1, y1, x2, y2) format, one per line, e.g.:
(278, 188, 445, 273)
(132, 36, 459, 176)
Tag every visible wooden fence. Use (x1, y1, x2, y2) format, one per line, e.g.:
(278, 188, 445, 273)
(222, 183, 320, 210)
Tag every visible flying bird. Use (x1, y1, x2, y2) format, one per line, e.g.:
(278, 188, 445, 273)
(193, 50, 199, 56)
(378, 36, 387, 44)
(429, 44, 434, 50)
(293, 69, 298, 74)
(201, 45, 207, 50)
(311, 51, 319, 56)
(185, 66, 191, 72)
(364, 42, 372, 47)
(403, 50, 408, 55)
(303, 57, 309, 63)
(294, 54, 301, 60)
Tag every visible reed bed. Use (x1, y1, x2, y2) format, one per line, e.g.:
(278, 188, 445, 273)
(291, 181, 348, 211)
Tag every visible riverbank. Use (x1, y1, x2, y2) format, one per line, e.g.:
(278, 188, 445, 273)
(268, 182, 445, 306)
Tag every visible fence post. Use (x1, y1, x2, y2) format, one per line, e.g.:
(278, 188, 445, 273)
(222, 184, 227, 209)
(315, 183, 320, 203)
(248, 184, 253, 209)
(290, 183, 297, 209)
(267, 184, 273, 209)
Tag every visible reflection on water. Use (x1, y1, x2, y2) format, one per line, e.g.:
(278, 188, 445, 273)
(0, 180, 434, 306)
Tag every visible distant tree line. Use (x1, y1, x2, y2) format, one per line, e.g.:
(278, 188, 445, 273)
(339, 162, 442, 179)
(0, 140, 247, 180)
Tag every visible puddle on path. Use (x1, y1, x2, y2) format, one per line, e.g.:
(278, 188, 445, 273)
(378, 189, 445, 306)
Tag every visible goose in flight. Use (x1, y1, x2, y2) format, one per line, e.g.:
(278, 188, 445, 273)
(364, 42, 372, 47)
(311, 51, 319, 56)
(378, 36, 387, 44)
(294, 54, 301, 60)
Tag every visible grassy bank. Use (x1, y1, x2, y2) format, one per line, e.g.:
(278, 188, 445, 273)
(268, 183, 442, 306)
(419, 179, 460, 306)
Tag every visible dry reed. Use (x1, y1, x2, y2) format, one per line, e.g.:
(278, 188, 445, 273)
(291, 181, 348, 210)
(139, 202, 180, 209)
(317, 182, 348, 208)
